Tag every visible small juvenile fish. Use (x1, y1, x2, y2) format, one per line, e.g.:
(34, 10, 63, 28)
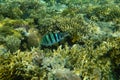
(40, 32, 69, 47)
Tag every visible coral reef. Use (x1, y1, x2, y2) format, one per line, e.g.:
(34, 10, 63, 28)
(0, 50, 43, 80)
(0, 0, 120, 80)
(85, 4, 120, 22)
(5, 35, 21, 53)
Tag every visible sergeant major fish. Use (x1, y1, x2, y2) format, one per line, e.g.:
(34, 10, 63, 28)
(40, 32, 69, 48)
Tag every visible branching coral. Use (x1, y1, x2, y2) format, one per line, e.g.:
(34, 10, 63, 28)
(85, 4, 120, 22)
(0, 0, 120, 80)
(0, 18, 29, 38)
(5, 35, 21, 53)
(31, 42, 115, 79)
(0, 50, 43, 80)
(0, 0, 46, 19)
(45, 41, 118, 80)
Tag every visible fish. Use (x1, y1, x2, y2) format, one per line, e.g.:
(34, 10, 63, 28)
(40, 32, 69, 47)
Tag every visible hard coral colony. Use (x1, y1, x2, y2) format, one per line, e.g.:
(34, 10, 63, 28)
(0, 0, 120, 80)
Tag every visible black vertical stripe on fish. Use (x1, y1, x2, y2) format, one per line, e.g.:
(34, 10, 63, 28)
(47, 33, 52, 43)
(45, 34, 51, 45)
(57, 33, 60, 40)
(50, 32, 56, 43)
(54, 33, 59, 42)
(48, 33, 54, 44)
(58, 32, 62, 41)
(44, 36, 48, 44)
(53, 32, 57, 43)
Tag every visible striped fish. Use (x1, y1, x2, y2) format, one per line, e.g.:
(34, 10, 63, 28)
(40, 32, 69, 47)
